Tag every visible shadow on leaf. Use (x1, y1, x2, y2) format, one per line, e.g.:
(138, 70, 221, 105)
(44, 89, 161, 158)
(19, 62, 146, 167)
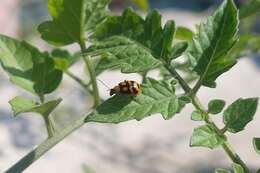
(95, 94, 133, 114)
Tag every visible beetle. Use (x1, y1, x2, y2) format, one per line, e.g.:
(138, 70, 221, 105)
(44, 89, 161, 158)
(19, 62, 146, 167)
(110, 80, 142, 96)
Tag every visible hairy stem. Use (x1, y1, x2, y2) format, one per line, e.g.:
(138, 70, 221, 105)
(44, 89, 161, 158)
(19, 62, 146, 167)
(165, 63, 251, 173)
(79, 42, 100, 107)
(5, 113, 88, 173)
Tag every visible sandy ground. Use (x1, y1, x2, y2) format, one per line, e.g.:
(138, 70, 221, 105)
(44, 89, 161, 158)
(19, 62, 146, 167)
(0, 8, 260, 173)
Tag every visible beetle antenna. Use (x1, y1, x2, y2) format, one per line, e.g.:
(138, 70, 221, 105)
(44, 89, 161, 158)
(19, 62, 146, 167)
(97, 78, 110, 89)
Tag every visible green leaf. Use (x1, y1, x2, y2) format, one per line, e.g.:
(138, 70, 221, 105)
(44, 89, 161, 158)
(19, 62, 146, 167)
(129, 0, 149, 11)
(224, 34, 260, 61)
(9, 97, 37, 117)
(0, 35, 62, 96)
(84, 0, 110, 32)
(169, 42, 188, 61)
(190, 125, 226, 149)
(38, 0, 110, 46)
(239, 0, 260, 19)
(51, 49, 81, 71)
(9, 96, 62, 117)
(178, 95, 191, 104)
(87, 37, 161, 73)
(215, 169, 231, 173)
(223, 98, 258, 133)
(85, 78, 185, 123)
(175, 27, 194, 41)
(87, 9, 179, 73)
(232, 163, 245, 173)
(187, 0, 239, 88)
(92, 54, 119, 75)
(30, 99, 62, 116)
(161, 20, 176, 60)
(253, 137, 260, 155)
(208, 99, 226, 114)
(191, 110, 204, 121)
(82, 164, 95, 173)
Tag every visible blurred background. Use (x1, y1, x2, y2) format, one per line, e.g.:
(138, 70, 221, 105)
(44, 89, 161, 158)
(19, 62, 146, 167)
(0, 0, 260, 173)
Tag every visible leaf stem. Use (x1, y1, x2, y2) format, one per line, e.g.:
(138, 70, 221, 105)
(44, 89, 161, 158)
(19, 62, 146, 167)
(65, 70, 93, 95)
(5, 113, 89, 173)
(79, 42, 100, 107)
(39, 97, 56, 138)
(164, 63, 251, 173)
(220, 125, 228, 134)
(39, 95, 45, 104)
(141, 71, 148, 83)
(164, 63, 191, 93)
(192, 76, 203, 95)
(222, 142, 251, 173)
(43, 115, 55, 138)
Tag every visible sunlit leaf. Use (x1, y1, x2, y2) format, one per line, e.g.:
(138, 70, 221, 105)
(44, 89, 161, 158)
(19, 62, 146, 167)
(190, 125, 226, 149)
(9, 96, 62, 117)
(175, 27, 194, 41)
(191, 110, 204, 121)
(129, 0, 149, 11)
(9, 97, 37, 117)
(51, 49, 81, 71)
(0, 35, 62, 97)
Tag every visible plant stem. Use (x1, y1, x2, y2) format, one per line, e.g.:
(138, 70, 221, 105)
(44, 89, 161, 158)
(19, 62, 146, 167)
(5, 113, 89, 173)
(220, 125, 228, 134)
(222, 142, 251, 173)
(192, 77, 203, 94)
(39, 95, 45, 105)
(164, 64, 191, 93)
(141, 71, 148, 83)
(79, 42, 100, 107)
(39, 96, 56, 138)
(43, 116, 55, 138)
(165, 63, 251, 173)
(65, 70, 93, 95)
(192, 93, 251, 173)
